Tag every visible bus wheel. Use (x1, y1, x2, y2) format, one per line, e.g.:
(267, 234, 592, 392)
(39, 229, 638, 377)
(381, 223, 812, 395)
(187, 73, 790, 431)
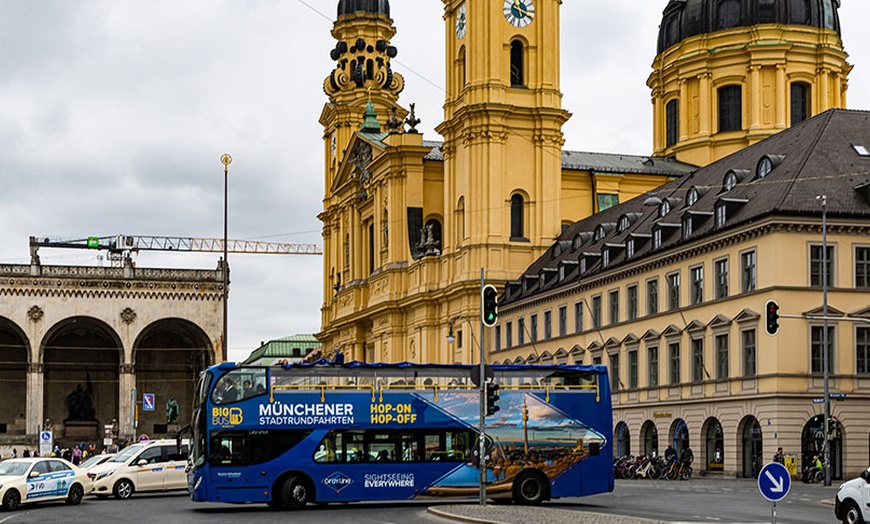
(281, 476, 309, 510)
(512, 472, 546, 506)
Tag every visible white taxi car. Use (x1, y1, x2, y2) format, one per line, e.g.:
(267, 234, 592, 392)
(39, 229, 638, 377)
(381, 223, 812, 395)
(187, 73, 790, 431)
(0, 457, 91, 511)
(88, 439, 188, 499)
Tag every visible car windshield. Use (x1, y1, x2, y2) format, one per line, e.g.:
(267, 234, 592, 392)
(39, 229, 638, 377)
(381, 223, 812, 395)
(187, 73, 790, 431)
(0, 461, 31, 476)
(110, 444, 146, 463)
(80, 454, 109, 468)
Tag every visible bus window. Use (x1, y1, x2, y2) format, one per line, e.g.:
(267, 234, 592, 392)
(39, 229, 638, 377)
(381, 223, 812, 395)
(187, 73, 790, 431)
(211, 429, 312, 466)
(399, 433, 419, 462)
(368, 432, 395, 463)
(212, 368, 267, 405)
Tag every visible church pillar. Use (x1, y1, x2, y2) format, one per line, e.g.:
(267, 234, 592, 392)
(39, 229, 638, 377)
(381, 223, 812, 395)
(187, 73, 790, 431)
(775, 64, 787, 129)
(118, 364, 136, 441)
(817, 68, 830, 114)
(679, 80, 689, 141)
(749, 66, 762, 130)
(698, 73, 711, 137)
(26, 363, 44, 435)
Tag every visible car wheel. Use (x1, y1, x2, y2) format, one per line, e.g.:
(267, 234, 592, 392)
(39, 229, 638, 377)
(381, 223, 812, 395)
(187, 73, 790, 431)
(113, 479, 134, 500)
(280, 476, 309, 510)
(66, 483, 84, 505)
(2, 489, 21, 511)
(512, 472, 546, 505)
(842, 501, 865, 524)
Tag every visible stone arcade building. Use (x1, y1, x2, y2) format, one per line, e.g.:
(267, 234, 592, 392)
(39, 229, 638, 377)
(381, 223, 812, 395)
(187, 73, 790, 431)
(0, 260, 224, 447)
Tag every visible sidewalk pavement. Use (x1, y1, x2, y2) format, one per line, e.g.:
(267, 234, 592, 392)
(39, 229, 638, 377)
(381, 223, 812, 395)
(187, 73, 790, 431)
(428, 504, 666, 524)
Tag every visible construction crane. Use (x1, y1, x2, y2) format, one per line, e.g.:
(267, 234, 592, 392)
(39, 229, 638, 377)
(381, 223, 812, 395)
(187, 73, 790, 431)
(30, 234, 321, 266)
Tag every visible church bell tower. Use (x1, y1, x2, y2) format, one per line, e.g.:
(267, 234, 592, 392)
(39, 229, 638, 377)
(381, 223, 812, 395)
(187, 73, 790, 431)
(437, 0, 570, 282)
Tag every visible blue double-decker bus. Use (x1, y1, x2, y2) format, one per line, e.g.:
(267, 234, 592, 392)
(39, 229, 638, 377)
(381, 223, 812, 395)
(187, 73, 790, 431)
(187, 360, 613, 508)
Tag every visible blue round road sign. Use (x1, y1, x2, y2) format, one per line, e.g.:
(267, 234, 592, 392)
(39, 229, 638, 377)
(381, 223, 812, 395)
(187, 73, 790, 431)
(758, 462, 791, 502)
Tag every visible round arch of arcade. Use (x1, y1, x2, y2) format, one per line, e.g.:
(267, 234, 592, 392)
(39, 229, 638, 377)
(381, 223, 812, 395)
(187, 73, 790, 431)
(0, 314, 213, 443)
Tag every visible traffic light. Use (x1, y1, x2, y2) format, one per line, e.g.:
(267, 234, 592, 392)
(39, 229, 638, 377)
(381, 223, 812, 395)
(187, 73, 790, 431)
(485, 382, 500, 417)
(765, 300, 780, 336)
(481, 285, 499, 327)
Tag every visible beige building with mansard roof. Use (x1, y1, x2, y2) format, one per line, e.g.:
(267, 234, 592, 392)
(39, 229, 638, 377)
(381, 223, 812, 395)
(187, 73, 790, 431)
(495, 109, 870, 479)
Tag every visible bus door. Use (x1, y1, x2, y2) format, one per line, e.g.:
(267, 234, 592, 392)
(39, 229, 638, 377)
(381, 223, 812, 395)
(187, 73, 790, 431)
(209, 432, 249, 491)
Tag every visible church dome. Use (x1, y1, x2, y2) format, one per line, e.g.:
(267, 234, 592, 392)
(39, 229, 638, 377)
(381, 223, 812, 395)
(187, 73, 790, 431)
(338, 0, 390, 18)
(657, 0, 841, 54)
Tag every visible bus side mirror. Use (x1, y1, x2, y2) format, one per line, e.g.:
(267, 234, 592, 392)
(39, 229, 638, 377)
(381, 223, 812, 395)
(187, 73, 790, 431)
(588, 443, 600, 456)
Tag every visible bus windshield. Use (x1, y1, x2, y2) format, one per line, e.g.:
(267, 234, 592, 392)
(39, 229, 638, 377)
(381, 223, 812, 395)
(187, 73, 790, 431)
(188, 361, 612, 508)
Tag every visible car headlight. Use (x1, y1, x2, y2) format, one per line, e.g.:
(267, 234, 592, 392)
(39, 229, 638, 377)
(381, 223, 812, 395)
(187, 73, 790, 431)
(95, 470, 115, 480)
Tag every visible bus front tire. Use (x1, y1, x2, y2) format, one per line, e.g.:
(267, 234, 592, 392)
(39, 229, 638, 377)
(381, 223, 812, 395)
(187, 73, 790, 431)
(280, 476, 309, 510)
(512, 472, 547, 506)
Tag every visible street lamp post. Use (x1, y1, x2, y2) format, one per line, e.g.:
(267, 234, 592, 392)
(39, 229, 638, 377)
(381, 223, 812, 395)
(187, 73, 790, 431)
(220, 153, 232, 362)
(818, 194, 831, 486)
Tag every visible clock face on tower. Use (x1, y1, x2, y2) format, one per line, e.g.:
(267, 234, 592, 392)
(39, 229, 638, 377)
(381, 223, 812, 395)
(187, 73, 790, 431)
(503, 0, 535, 28)
(455, 3, 467, 39)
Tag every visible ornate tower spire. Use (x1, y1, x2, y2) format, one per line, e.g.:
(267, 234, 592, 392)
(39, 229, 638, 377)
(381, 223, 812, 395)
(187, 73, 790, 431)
(323, 0, 404, 105)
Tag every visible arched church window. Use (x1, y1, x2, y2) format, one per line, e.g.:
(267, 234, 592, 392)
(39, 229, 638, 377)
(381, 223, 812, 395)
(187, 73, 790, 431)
(510, 194, 525, 239)
(716, 0, 741, 30)
(456, 197, 466, 241)
(790, 0, 811, 25)
(666, 99, 679, 147)
(510, 40, 525, 87)
(790, 82, 811, 126)
(458, 45, 467, 89)
(718, 85, 742, 132)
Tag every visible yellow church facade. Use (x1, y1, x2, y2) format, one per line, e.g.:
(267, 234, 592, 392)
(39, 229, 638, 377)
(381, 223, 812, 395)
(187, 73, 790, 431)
(317, 0, 692, 365)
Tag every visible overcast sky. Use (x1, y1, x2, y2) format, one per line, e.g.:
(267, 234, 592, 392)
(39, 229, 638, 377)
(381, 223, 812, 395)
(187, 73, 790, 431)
(2, 1, 868, 363)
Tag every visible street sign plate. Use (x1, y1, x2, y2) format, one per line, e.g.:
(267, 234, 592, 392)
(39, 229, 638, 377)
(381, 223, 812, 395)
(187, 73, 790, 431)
(812, 398, 824, 404)
(830, 393, 847, 400)
(143, 393, 155, 411)
(758, 462, 791, 502)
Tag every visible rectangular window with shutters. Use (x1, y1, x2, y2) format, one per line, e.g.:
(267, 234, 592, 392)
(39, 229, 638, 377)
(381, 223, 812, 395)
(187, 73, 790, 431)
(742, 329, 757, 377)
(592, 295, 602, 329)
(741, 250, 756, 293)
(518, 318, 525, 346)
(811, 326, 835, 374)
(856, 247, 870, 288)
(628, 350, 638, 389)
(809, 245, 835, 287)
(610, 353, 620, 391)
(506, 322, 513, 349)
(716, 334, 729, 380)
(692, 338, 704, 382)
(627, 284, 638, 321)
(648, 346, 659, 387)
(574, 301, 584, 333)
(609, 290, 620, 325)
(667, 272, 680, 311)
(669, 342, 681, 384)
(530, 315, 538, 343)
(690, 265, 704, 305)
(558, 306, 567, 338)
(544, 310, 552, 340)
(647, 279, 659, 315)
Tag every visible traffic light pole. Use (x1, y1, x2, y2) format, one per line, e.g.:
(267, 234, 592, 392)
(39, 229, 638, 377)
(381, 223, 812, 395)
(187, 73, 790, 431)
(478, 268, 487, 506)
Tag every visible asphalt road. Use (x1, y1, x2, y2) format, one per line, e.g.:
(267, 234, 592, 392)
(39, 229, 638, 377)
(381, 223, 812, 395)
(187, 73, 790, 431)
(0, 478, 840, 524)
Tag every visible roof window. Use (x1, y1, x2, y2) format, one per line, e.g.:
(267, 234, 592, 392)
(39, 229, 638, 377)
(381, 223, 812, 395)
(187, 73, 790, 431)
(853, 144, 870, 157)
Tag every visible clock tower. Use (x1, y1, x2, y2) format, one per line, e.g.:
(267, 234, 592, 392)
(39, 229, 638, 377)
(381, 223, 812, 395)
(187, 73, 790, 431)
(437, 0, 570, 283)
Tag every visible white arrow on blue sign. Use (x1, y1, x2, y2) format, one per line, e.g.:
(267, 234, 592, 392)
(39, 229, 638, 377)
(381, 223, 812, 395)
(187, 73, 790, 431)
(758, 462, 791, 502)
(143, 393, 155, 411)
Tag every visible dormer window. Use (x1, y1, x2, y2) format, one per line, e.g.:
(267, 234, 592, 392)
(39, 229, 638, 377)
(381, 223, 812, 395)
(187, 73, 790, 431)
(580, 257, 587, 274)
(682, 216, 693, 238)
(602, 248, 610, 268)
(559, 265, 566, 281)
(716, 204, 727, 228)
(573, 232, 592, 250)
(619, 215, 631, 231)
(722, 169, 750, 192)
(724, 172, 738, 191)
(653, 228, 662, 250)
(757, 157, 772, 179)
(660, 199, 671, 217)
(595, 226, 606, 241)
(687, 188, 699, 206)
(627, 239, 635, 259)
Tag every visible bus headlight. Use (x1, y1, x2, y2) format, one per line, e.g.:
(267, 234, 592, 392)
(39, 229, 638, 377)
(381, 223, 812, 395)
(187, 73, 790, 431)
(194, 476, 202, 490)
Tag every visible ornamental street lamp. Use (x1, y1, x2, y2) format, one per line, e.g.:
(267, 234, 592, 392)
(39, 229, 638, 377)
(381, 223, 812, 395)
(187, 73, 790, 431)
(221, 153, 232, 362)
